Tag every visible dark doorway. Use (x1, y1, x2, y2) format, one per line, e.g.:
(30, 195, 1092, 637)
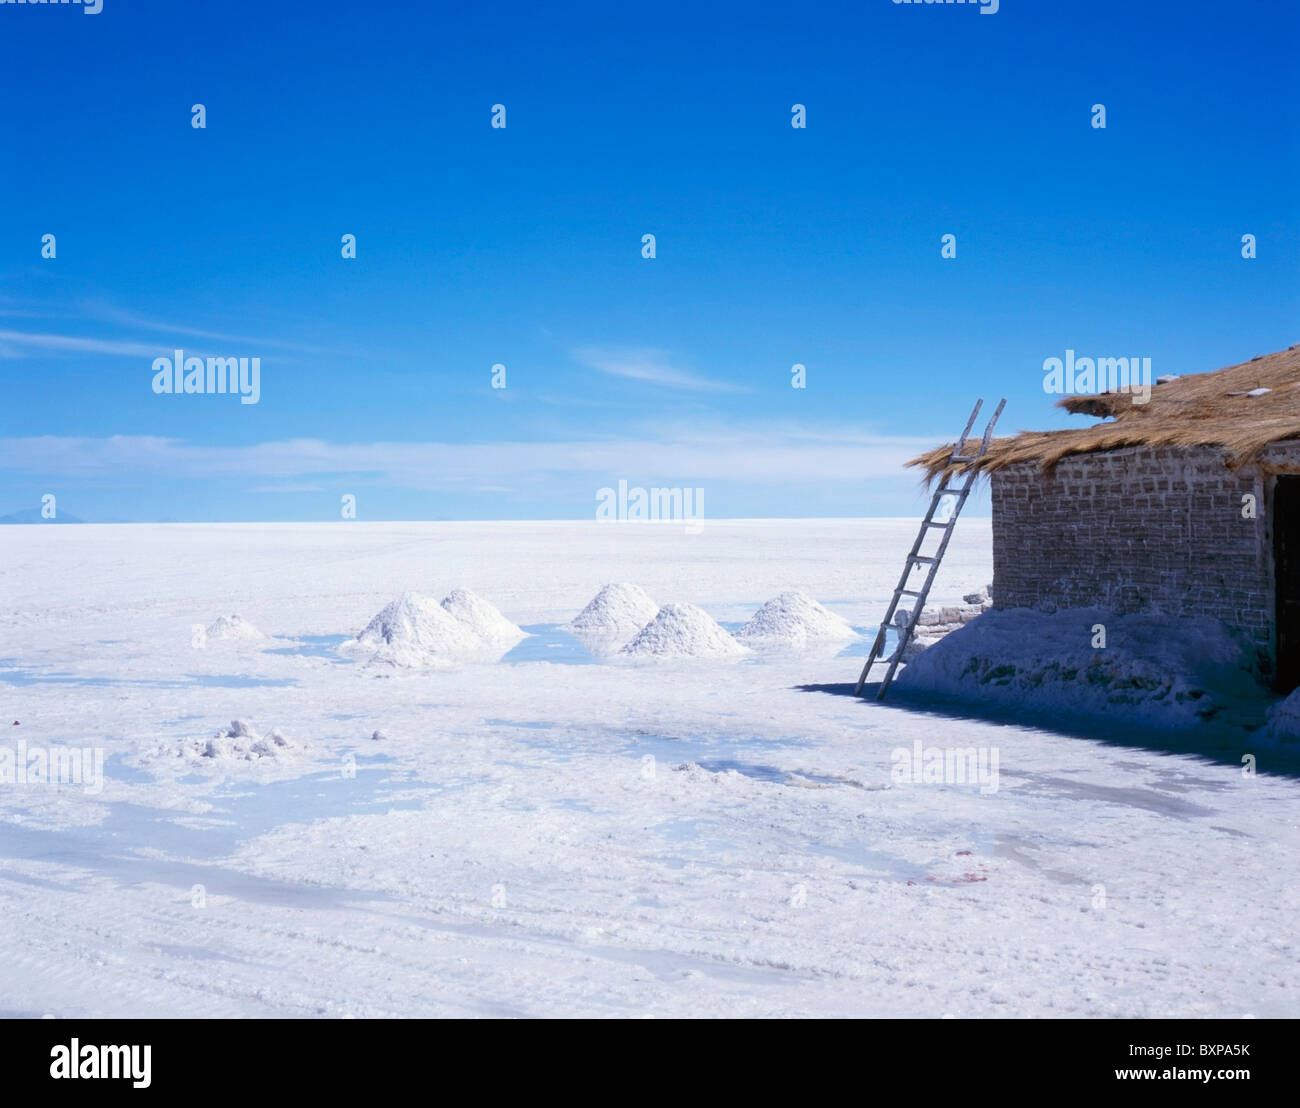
(1274, 478, 1300, 691)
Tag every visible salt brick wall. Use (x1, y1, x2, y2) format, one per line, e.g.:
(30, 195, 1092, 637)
(988, 444, 1300, 661)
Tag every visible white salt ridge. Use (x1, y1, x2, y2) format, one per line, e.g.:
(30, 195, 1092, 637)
(734, 591, 858, 648)
(570, 583, 659, 640)
(619, 603, 749, 659)
(897, 606, 1269, 729)
(187, 719, 300, 763)
(440, 588, 525, 646)
(341, 591, 485, 668)
(205, 614, 266, 641)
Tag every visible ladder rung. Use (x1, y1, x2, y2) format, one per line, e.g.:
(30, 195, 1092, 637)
(909, 555, 937, 564)
(924, 520, 950, 528)
(898, 589, 923, 598)
(948, 455, 977, 463)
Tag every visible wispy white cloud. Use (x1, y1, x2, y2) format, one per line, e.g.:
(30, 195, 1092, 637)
(0, 298, 347, 363)
(0, 330, 167, 359)
(572, 346, 744, 393)
(78, 302, 342, 356)
(0, 426, 937, 489)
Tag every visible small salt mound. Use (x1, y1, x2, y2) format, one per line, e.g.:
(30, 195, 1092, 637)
(341, 591, 485, 668)
(191, 719, 300, 762)
(440, 588, 525, 646)
(735, 591, 858, 648)
(205, 614, 265, 641)
(619, 603, 748, 659)
(570, 583, 659, 640)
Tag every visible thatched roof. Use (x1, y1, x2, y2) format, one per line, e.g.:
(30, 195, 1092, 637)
(911, 342, 1300, 481)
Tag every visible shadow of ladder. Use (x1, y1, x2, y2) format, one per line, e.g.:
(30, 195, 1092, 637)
(854, 397, 1006, 700)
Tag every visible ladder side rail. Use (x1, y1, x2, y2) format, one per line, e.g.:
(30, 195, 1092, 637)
(854, 631, 889, 695)
(857, 399, 1001, 699)
(975, 399, 1006, 455)
(879, 473, 960, 621)
(860, 587, 920, 695)
(876, 466, 987, 696)
(953, 398, 983, 458)
(855, 472, 961, 692)
(877, 527, 955, 694)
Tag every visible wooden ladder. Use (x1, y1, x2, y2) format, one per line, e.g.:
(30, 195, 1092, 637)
(854, 397, 1005, 700)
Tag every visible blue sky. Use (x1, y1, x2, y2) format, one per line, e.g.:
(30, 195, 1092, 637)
(1, 0, 1296, 521)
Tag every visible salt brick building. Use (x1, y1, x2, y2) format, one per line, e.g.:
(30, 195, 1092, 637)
(913, 343, 1300, 690)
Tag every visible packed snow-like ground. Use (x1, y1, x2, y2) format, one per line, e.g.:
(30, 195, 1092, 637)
(1, 518, 1298, 1018)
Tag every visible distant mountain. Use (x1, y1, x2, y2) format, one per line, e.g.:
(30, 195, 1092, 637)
(0, 508, 84, 524)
